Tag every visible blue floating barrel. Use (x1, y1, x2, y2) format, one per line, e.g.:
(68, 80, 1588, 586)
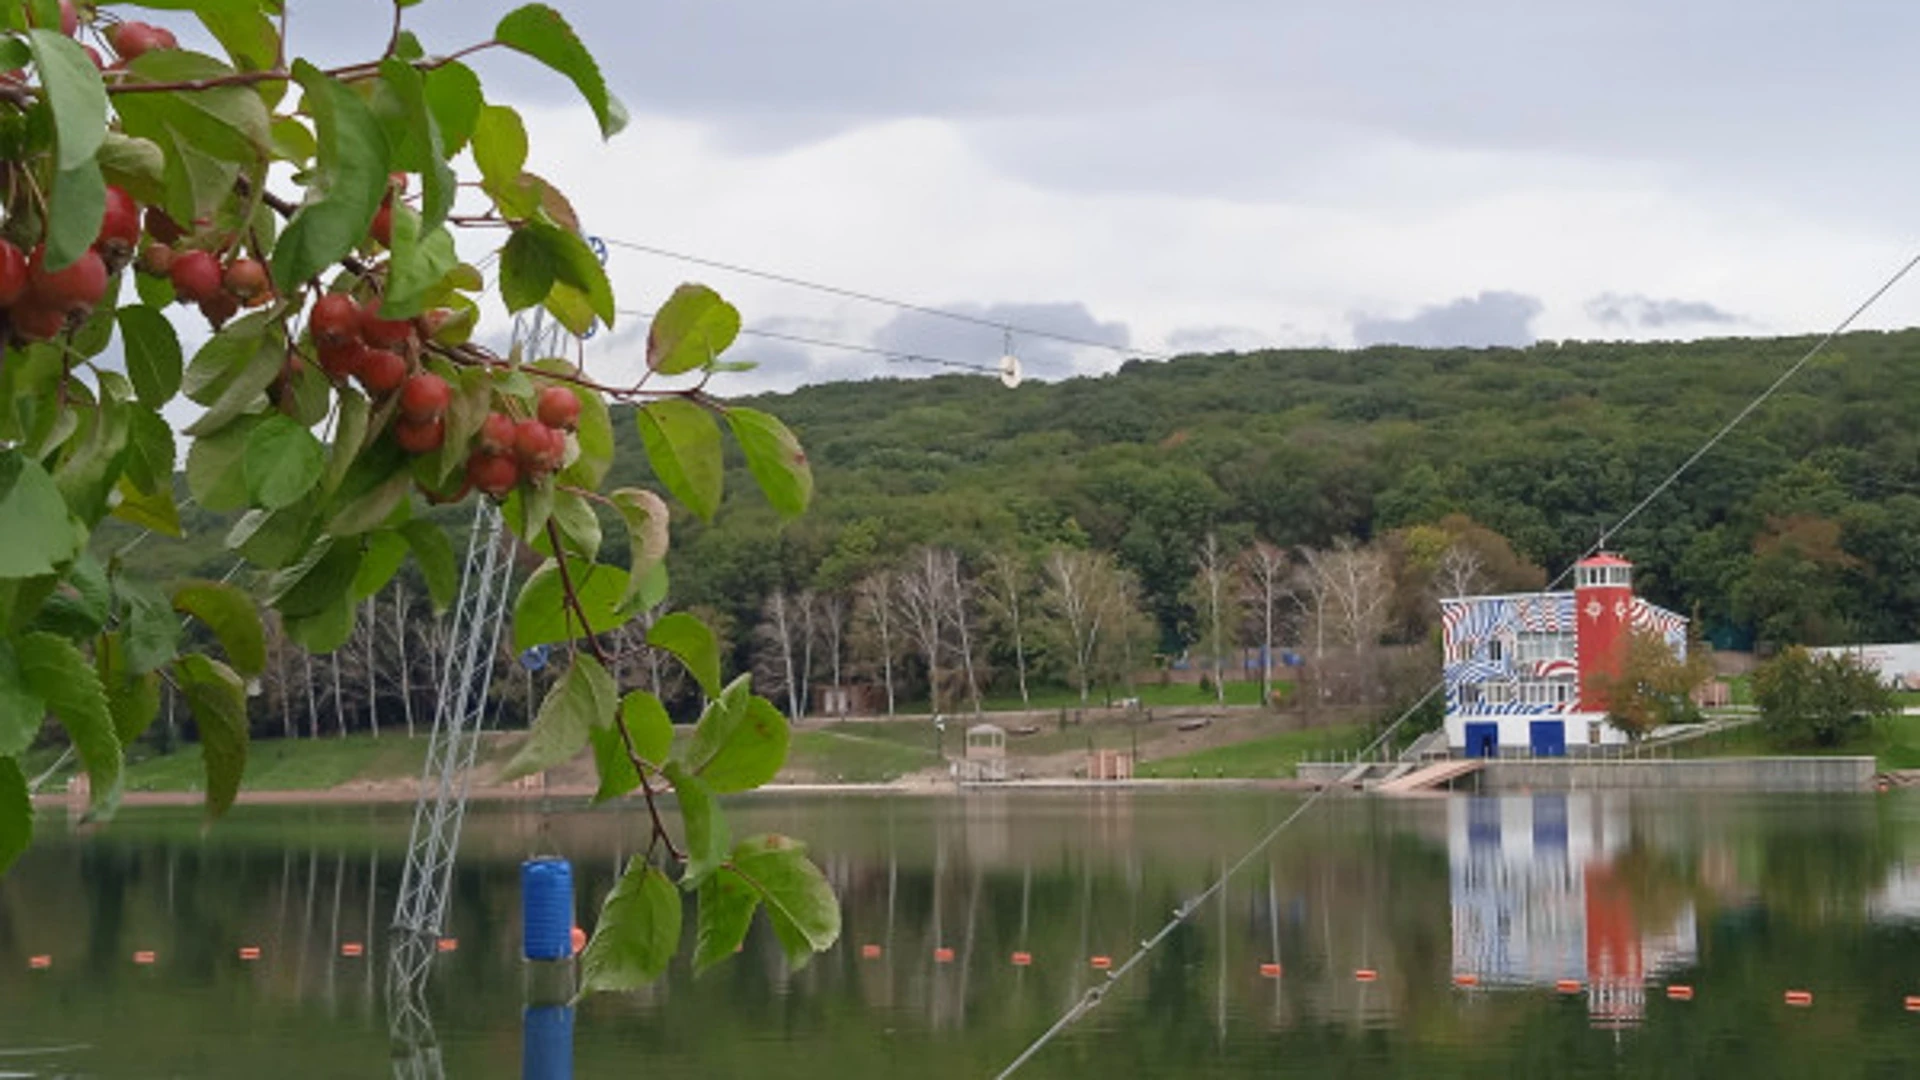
(521, 858, 574, 961)
(522, 1004, 574, 1080)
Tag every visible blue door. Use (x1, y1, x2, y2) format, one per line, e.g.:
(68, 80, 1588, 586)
(1465, 722, 1499, 758)
(1529, 720, 1566, 758)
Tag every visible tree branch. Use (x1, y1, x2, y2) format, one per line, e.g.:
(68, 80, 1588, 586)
(100, 41, 498, 96)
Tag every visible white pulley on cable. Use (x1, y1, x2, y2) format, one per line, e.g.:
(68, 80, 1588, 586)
(999, 353, 1023, 389)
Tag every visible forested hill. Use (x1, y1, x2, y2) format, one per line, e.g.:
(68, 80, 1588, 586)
(120, 329, 1920, 655)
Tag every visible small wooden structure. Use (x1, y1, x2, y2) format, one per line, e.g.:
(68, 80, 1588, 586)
(958, 723, 1008, 782)
(1088, 749, 1134, 781)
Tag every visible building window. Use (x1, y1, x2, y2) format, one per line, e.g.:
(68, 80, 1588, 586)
(1516, 677, 1576, 706)
(1514, 632, 1575, 663)
(1484, 682, 1513, 705)
(1487, 638, 1504, 662)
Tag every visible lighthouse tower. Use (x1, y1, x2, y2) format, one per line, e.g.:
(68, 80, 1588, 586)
(1574, 554, 1635, 714)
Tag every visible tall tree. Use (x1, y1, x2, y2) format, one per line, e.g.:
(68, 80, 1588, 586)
(853, 572, 900, 716)
(1186, 533, 1235, 704)
(756, 591, 805, 720)
(897, 549, 954, 711)
(1042, 548, 1141, 704)
(1238, 541, 1291, 705)
(981, 551, 1034, 707)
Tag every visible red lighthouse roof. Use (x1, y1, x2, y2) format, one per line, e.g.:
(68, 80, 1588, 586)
(1577, 553, 1633, 568)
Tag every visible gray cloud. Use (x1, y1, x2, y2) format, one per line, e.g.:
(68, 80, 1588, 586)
(1585, 292, 1744, 330)
(1351, 291, 1543, 348)
(871, 302, 1132, 379)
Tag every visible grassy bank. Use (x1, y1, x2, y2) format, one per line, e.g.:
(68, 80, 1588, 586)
(887, 679, 1287, 715)
(1138, 725, 1370, 779)
(1673, 714, 1920, 773)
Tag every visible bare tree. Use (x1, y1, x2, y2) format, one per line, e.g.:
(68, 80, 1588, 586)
(1187, 533, 1235, 704)
(853, 571, 899, 716)
(797, 590, 817, 721)
(1238, 541, 1291, 705)
(938, 555, 983, 714)
(1298, 539, 1393, 705)
(896, 548, 952, 711)
(816, 593, 848, 712)
(755, 590, 804, 720)
(1433, 542, 1488, 600)
(981, 551, 1033, 707)
(1041, 548, 1141, 704)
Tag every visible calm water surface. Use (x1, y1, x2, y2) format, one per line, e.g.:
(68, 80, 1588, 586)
(3, 789, 1920, 1077)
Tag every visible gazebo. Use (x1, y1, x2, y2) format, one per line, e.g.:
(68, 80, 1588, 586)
(960, 723, 1008, 782)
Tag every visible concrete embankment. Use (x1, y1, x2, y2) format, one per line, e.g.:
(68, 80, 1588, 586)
(1302, 756, 1877, 793)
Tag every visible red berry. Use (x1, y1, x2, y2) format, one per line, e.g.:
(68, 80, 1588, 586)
(420, 476, 471, 505)
(317, 339, 366, 381)
(222, 258, 269, 303)
(144, 207, 183, 245)
(535, 386, 581, 430)
(82, 45, 102, 69)
(95, 186, 140, 261)
(199, 291, 239, 330)
(168, 249, 222, 304)
(59, 0, 78, 36)
(466, 450, 519, 497)
(309, 293, 358, 348)
(109, 21, 175, 61)
(370, 202, 392, 248)
(512, 418, 553, 466)
(135, 243, 173, 277)
(398, 373, 451, 419)
(478, 412, 515, 453)
(27, 246, 107, 319)
(10, 302, 67, 342)
(394, 414, 446, 454)
(0, 240, 27, 307)
(358, 299, 412, 349)
(357, 347, 406, 394)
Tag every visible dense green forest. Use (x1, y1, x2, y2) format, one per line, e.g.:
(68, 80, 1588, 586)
(102, 328, 1920, 730)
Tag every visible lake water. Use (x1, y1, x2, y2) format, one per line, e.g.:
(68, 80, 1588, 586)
(4, 789, 1920, 1077)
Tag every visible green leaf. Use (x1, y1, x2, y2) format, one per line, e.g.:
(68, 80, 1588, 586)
(375, 57, 454, 229)
(693, 862, 758, 973)
(174, 653, 248, 819)
(103, 659, 161, 747)
(17, 632, 118, 819)
(727, 834, 840, 968)
(0, 450, 81, 578)
(0, 641, 45, 757)
(115, 50, 271, 162)
(121, 405, 175, 496)
(119, 306, 184, 408)
(111, 476, 181, 537)
(623, 688, 674, 764)
(648, 612, 721, 698)
(609, 488, 670, 607)
(400, 520, 458, 611)
(183, 313, 283, 436)
(499, 225, 556, 314)
(53, 372, 132, 527)
(185, 415, 260, 512)
(44, 159, 105, 272)
(511, 560, 629, 652)
(270, 61, 391, 293)
(227, 502, 315, 568)
(243, 415, 326, 510)
(648, 285, 740, 375)
(351, 531, 408, 600)
(28, 29, 107, 174)
(726, 407, 813, 517)
(472, 104, 528, 209)
(171, 580, 265, 677)
(117, 579, 179, 675)
(282, 591, 355, 653)
(265, 538, 362, 619)
(30, 552, 109, 638)
(97, 130, 167, 207)
(501, 653, 615, 781)
(544, 487, 601, 561)
(665, 761, 728, 888)
(581, 857, 681, 994)
(636, 398, 724, 522)
(422, 61, 482, 155)
(381, 210, 457, 319)
(324, 387, 370, 496)
(495, 4, 628, 139)
(588, 725, 639, 804)
(328, 468, 411, 537)
(0, 757, 29, 875)
(198, 8, 279, 73)
(677, 677, 789, 794)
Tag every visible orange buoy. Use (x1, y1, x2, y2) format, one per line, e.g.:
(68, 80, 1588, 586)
(436, 938, 458, 953)
(27, 955, 50, 970)
(570, 926, 587, 956)
(934, 947, 955, 964)
(1556, 979, 1582, 994)
(1355, 968, 1379, 983)
(340, 942, 365, 958)
(1259, 962, 1282, 978)
(1012, 951, 1034, 967)
(1666, 985, 1694, 1001)
(238, 946, 262, 961)
(1453, 973, 1479, 988)
(860, 944, 883, 960)
(1785, 989, 1813, 1007)
(133, 950, 156, 965)
(1904, 995, 1920, 1013)
(1090, 955, 1113, 970)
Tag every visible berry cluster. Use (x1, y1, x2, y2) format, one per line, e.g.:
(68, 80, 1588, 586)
(137, 205, 277, 330)
(464, 388, 580, 496)
(0, 183, 133, 343)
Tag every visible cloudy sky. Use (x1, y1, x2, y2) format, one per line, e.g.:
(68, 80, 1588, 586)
(291, 0, 1920, 391)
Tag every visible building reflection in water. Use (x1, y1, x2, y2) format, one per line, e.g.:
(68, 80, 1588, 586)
(1448, 794, 1696, 1027)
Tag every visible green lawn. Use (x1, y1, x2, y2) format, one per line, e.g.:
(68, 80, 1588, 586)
(784, 730, 942, 783)
(1675, 713, 1920, 773)
(27, 735, 448, 794)
(1137, 724, 1370, 780)
(888, 679, 1287, 716)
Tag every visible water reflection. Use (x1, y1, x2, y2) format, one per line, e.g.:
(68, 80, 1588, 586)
(0, 792, 1915, 1076)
